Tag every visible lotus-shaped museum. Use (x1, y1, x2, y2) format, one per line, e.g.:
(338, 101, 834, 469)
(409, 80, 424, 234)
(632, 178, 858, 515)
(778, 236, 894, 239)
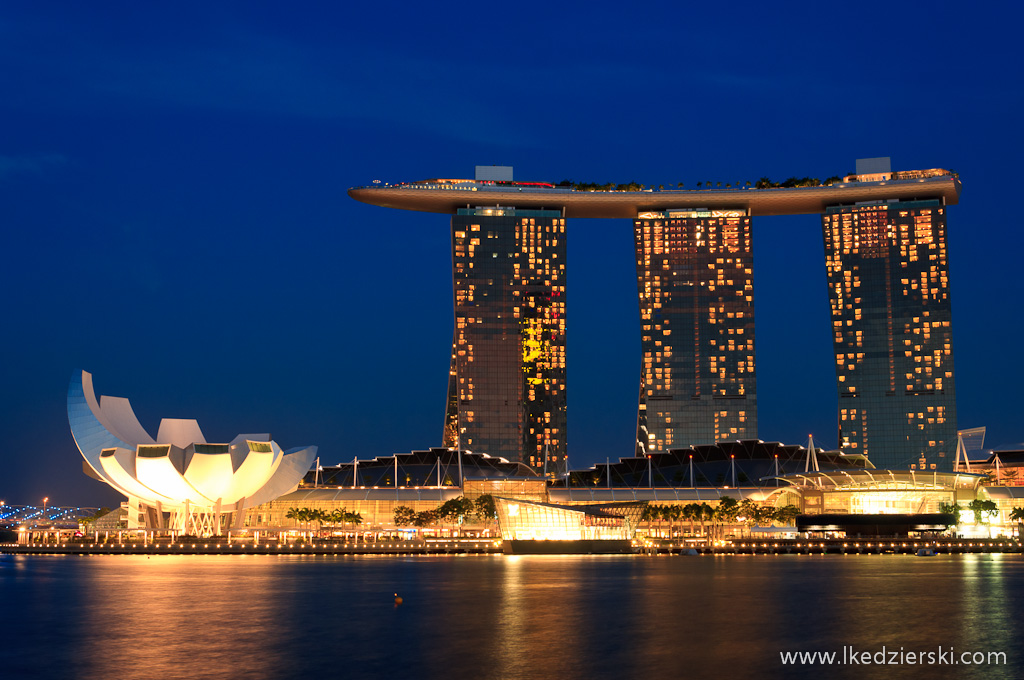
(68, 370, 317, 533)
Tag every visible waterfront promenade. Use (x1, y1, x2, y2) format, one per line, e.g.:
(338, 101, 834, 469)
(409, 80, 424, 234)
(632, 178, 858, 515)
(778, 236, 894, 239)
(0, 538, 501, 556)
(640, 537, 1021, 555)
(3, 537, 1019, 557)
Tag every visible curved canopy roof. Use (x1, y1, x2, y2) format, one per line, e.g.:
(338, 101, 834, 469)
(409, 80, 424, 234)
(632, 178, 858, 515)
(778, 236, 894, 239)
(767, 468, 987, 491)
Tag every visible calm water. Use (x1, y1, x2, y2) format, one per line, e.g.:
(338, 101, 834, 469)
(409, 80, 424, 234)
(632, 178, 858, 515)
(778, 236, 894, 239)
(1, 553, 1021, 680)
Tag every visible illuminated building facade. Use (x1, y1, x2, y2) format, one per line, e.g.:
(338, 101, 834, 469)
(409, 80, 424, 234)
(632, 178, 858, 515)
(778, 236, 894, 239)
(823, 199, 957, 470)
(634, 210, 756, 454)
(350, 161, 962, 471)
(442, 207, 567, 477)
(68, 370, 318, 536)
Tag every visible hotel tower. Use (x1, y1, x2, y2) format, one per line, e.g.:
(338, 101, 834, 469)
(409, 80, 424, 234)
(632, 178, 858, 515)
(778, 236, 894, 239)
(634, 209, 756, 455)
(439, 168, 567, 477)
(822, 160, 957, 469)
(350, 159, 961, 471)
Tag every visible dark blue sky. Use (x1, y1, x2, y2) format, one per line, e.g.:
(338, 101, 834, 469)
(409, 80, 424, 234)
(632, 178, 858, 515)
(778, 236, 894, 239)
(2, 2, 1022, 508)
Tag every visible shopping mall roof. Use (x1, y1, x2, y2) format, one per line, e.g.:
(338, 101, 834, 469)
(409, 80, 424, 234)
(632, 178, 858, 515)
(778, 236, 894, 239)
(769, 469, 988, 491)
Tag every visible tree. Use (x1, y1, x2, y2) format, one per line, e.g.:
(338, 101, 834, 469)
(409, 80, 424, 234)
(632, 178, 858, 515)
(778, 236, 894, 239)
(641, 504, 659, 535)
(682, 503, 699, 535)
(774, 505, 801, 526)
(474, 495, 497, 522)
(1009, 507, 1024, 539)
(286, 507, 309, 534)
(967, 499, 998, 526)
(938, 501, 961, 525)
(696, 181, 703, 189)
(437, 496, 475, 532)
(666, 504, 683, 537)
(413, 510, 437, 528)
(714, 497, 739, 538)
(393, 506, 417, 527)
(738, 499, 759, 530)
(698, 503, 715, 537)
(310, 509, 326, 538)
(753, 505, 776, 527)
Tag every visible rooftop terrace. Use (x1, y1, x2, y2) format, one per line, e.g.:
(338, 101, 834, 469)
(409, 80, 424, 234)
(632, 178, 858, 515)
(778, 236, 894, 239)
(349, 171, 961, 218)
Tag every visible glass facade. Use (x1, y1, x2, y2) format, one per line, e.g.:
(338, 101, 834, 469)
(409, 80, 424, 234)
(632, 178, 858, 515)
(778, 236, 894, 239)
(494, 497, 644, 541)
(633, 210, 757, 454)
(443, 208, 567, 477)
(822, 200, 957, 470)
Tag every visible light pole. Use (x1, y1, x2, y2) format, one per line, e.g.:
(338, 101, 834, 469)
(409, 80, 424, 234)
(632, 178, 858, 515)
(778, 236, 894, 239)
(42, 497, 49, 545)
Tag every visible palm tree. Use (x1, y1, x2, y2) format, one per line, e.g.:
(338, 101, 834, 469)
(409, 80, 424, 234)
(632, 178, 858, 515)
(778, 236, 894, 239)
(698, 503, 714, 538)
(667, 504, 683, 538)
(308, 509, 324, 539)
(682, 503, 699, 536)
(1009, 507, 1024, 539)
(641, 504, 658, 536)
(330, 508, 347, 534)
(290, 507, 310, 538)
(345, 510, 363, 530)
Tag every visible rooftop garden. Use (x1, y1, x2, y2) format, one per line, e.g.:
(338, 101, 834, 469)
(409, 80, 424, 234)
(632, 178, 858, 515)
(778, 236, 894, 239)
(555, 176, 848, 192)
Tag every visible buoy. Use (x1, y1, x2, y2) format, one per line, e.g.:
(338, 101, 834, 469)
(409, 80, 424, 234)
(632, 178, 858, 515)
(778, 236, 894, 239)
(394, 593, 403, 605)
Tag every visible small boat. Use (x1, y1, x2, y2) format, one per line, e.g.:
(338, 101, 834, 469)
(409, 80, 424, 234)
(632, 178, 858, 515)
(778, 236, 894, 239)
(916, 548, 936, 556)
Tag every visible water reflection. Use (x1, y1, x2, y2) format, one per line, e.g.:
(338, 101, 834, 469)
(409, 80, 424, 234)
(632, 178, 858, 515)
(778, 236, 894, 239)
(75, 555, 291, 680)
(1, 553, 1022, 679)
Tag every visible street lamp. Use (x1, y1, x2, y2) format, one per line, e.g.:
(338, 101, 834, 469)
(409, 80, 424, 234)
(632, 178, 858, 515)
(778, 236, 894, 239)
(42, 497, 48, 519)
